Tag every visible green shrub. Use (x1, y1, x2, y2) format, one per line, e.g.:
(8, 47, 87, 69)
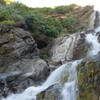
(61, 17, 77, 27)
(25, 15, 65, 37)
(41, 17, 65, 37)
(25, 14, 46, 34)
(0, 2, 31, 21)
(61, 17, 78, 33)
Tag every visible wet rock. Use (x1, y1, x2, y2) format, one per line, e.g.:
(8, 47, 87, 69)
(96, 31, 100, 43)
(37, 84, 62, 100)
(77, 53, 100, 100)
(0, 58, 50, 97)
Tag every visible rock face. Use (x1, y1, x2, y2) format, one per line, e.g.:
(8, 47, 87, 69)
(50, 32, 89, 64)
(0, 26, 38, 71)
(37, 84, 62, 100)
(0, 26, 50, 97)
(88, 11, 96, 30)
(77, 53, 100, 100)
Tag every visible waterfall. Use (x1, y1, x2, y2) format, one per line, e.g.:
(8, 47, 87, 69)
(85, 30, 100, 56)
(61, 60, 81, 100)
(1, 60, 81, 100)
(1, 11, 100, 100)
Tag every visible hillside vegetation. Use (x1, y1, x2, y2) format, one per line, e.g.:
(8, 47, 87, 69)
(0, 1, 94, 37)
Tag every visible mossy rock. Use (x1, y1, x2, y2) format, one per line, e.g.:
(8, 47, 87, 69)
(77, 59, 100, 100)
(37, 84, 62, 100)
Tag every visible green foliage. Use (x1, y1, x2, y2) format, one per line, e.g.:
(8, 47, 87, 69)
(25, 14, 45, 35)
(25, 15, 65, 37)
(0, 3, 31, 21)
(41, 17, 64, 37)
(0, 20, 15, 26)
(62, 17, 77, 27)
(41, 54, 49, 60)
(54, 6, 73, 14)
(61, 17, 77, 32)
(61, 17, 85, 33)
(0, 2, 87, 38)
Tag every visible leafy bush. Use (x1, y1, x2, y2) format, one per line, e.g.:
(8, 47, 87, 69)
(25, 15, 65, 37)
(43, 17, 65, 37)
(25, 14, 46, 34)
(61, 17, 77, 27)
(61, 17, 78, 32)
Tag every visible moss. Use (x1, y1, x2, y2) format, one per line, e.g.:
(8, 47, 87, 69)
(77, 61, 100, 100)
(60, 74, 69, 84)
(8, 33, 14, 40)
(0, 20, 15, 26)
(41, 54, 49, 60)
(78, 90, 93, 100)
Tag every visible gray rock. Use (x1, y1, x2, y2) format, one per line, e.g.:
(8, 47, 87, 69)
(0, 27, 39, 72)
(0, 26, 50, 97)
(96, 31, 100, 43)
(50, 32, 89, 64)
(37, 84, 62, 100)
(0, 58, 50, 97)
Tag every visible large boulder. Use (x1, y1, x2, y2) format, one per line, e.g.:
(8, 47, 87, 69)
(77, 53, 100, 100)
(0, 26, 50, 97)
(0, 25, 39, 72)
(50, 32, 89, 65)
(0, 58, 50, 97)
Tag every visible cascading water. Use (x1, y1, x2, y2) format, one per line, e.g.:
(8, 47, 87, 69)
(1, 60, 81, 100)
(85, 30, 100, 56)
(61, 60, 81, 100)
(1, 12, 100, 100)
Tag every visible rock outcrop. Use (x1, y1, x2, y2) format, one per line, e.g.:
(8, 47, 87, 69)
(50, 32, 89, 65)
(0, 25, 38, 71)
